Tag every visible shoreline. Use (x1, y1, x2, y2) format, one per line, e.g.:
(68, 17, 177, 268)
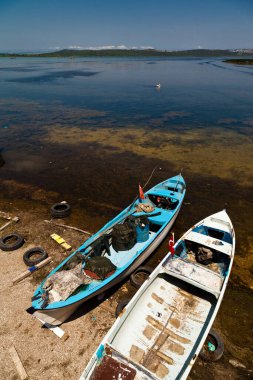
(224, 58, 253, 65)
(1, 48, 253, 58)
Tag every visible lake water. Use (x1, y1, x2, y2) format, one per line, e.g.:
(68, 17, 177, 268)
(0, 56, 253, 376)
(1, 57, 253, 122)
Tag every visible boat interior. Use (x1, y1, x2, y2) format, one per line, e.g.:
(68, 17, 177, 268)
(80, 215, 165, 268)
(95, 273, 216, 380)
(173, 239, 231, 278)
(68, 190, 182, 272)
(158, 222, 233, 301)
(173, 225, 232, 278)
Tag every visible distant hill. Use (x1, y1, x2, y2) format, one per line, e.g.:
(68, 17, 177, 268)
(1, 48, 253, 58)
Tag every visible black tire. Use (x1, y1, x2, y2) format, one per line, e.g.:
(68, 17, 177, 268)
(0, 233, 24, 251)
(115, 298, 130, 318)
(200, 329, 224, 362)
(51, 202, 71, 218)
(23, 247, 48, 266)
(130, 266, 153, 289)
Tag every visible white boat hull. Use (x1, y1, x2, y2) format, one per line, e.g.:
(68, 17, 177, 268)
(80, 210, 235, 380)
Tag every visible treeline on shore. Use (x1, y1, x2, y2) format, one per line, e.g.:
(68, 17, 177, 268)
(1, 48, 253, 58)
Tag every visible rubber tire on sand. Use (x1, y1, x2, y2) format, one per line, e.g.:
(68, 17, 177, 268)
(23, 247, 48, 266)
(115, 299, 130, 318)
(130, 266, 153, 289)
(0, 233, 24, 251)
(51, 202, 71, 218)
(200, 329, 224, 362)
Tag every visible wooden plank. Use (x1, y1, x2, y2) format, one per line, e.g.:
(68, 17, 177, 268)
(0, 216, 19, 231)
(9, 345, 28, 380)
(44, 219, 92, 236)
(0, 220, 12, 231)
(12, 257, 52, 285)
(35, 316, 68, 339)
(157, 351, 174, 365)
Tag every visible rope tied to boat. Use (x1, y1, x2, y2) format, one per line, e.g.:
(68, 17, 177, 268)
(135, 203, 155, 213)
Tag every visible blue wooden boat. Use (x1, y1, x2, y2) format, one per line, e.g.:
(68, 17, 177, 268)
(30, 174, 186, 325)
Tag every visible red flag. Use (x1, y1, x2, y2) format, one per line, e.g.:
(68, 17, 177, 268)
(168, 232, 175, 256)
(139, 184, 145, 200)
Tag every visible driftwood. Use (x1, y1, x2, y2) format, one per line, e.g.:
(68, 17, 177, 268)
(0, 216, 19, 231)
(44, 220, 92, 236)
(9, 345, 28, 380)
(12, 257, 52, 285)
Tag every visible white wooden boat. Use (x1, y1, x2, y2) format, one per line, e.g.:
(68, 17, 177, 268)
(80, 210, 234, 380)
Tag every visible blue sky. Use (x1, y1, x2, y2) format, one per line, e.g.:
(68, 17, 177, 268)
(0, 0, 252, 52)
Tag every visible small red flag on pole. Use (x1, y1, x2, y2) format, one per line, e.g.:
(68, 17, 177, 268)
(139, 184, 145, 200)
(168, 232, 175, 256)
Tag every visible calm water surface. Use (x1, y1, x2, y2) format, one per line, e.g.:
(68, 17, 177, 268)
(0, 57, 253, 377)
(1, 57, 253, 120)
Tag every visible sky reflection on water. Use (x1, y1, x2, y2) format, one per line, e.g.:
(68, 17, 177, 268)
(0, 57, 253, 121)
(0, 56, 252, 190)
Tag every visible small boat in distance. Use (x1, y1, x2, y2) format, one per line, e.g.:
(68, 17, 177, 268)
(80, 210, 234, 380)
(30, 174, 186, 326)
(156, 83, 161, 89)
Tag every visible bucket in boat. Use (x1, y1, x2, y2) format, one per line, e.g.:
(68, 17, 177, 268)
(135, 216, 150, 243)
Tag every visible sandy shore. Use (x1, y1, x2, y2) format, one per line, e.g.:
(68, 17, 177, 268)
(0, 207, 120, 380)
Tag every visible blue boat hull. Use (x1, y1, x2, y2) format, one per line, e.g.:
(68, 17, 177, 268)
(31, 174, 186, 325)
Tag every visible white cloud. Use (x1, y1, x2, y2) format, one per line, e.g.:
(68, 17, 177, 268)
(65, 44, 155, 50)
(140, 46, 154, 50)
(47, 44, 155, 51)
(68, 45, 86, 50)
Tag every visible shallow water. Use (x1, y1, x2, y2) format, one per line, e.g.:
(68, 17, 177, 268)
(0, 56, 253, 374)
